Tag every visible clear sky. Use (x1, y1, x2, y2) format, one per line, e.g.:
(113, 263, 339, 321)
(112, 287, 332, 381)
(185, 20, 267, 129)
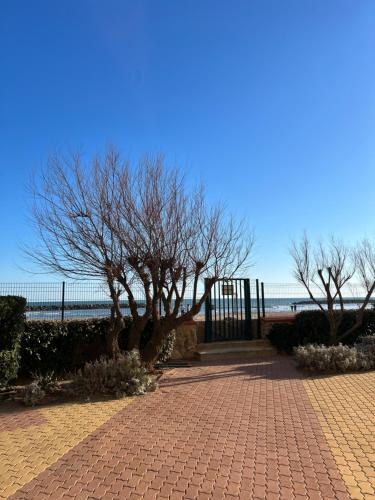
(1, 0, 375, 283)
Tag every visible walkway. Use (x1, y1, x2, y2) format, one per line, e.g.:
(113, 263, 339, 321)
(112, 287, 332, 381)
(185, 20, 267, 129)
(1, 356, 374, 499)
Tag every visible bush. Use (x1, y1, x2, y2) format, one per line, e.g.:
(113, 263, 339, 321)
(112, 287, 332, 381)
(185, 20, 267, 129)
(72, 350, 157, 397)
(22, 381, 46, 406)
(267, 323, 297, 354)
(21, 317, 176, 375)
(31, 371, 58, 393)
(21, 318, 110, 375)
(0, 296, 26, 387)
(355, 334, 375, 363)
(357, 333, 375, 348)
(0, 349, 20, 388)
(267, 309, 375, 354)
(0, 295, 26, 350)
(22, 371, 59, 406)
(158, 331, 175, 362)
(294, 342, 374, 373)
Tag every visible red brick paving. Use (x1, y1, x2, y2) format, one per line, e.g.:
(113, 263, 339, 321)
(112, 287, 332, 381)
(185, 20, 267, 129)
(0, 406, 47, 432)
(11, 357, 349, 499)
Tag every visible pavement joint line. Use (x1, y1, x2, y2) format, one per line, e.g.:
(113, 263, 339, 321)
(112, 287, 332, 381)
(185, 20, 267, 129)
(2, 357, 373, 499)
(0, 397, 133, 499)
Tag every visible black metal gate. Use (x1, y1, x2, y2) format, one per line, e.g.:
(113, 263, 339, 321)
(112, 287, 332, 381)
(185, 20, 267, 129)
(204, 278, 252, 342)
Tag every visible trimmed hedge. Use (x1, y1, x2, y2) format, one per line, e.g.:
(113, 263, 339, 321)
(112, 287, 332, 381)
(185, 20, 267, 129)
(268, 309, 375, 354)
(21, 318, 110, 375)
(0, 296, 26, 387)
(0, 295, 26, 350)
(266, 323, 298, 354)
(21, 317, 175, 375)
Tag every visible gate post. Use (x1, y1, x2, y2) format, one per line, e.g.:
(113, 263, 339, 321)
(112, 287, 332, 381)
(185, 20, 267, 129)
(256, 279, 261, 339)
(204, 278, 212, 342)
(261, 282, 266, 318)
(243, 279, 252, 340)
(61, 281, 65, 322)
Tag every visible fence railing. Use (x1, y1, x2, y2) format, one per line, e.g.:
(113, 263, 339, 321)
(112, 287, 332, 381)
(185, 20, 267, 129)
(259, 282, 374, 315)
(0, 280, 373, 321)
(0, 281, 195, 321)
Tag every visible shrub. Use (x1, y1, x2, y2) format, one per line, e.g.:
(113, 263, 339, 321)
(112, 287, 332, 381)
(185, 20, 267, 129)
(0, 296, 26, 387)
(31, 371, 58, 393)
(21, 318, 109, 375)
(293, 311, 330, 345)
(22, 371, 59, 406)
(0, 349, 20, 388)
(72, 350, 157, 397)
(21, 317, 175, 375)
(22, 381, 45, 406)
(129, 321, 175, 363)
(268, 309, 375, 354)
(355, 334, 375, 363)
(294, 343, 374, 372)
(0, 295, 26, 350)
(267, 323, 297, 354)
(356, 333, 375, 348)
(158, 331, 175, 363)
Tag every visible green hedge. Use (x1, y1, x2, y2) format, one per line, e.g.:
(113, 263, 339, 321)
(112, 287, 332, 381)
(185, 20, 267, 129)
(0, 349, 20, 387)
(0, 296, 26, 387)
(0, 295, 26, 350)
(21, 317, 175, 375)
(21, 318, 110, 375)
(267, 310, 375, 354)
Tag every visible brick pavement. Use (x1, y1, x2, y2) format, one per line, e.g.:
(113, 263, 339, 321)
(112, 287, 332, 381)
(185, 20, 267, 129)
(5, 356, 354, 499)
(0, 398, 132, 498)
(304, 371, 375, 500)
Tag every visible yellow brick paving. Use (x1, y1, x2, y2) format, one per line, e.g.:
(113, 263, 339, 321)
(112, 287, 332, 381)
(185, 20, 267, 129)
(0, 398, 132, 499)
(304, 371, 375, 500)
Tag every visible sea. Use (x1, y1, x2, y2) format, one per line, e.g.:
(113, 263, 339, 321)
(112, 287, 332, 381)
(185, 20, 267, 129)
(25, 297, 369, 320)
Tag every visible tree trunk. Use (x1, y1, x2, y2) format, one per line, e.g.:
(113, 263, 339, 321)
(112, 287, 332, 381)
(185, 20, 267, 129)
(338, 309, 365, 343)
(327, 310, 345, 345)
(107, 316, 123, 357)
(141, 324, 169, 366)
(127, 323, 142, 351)
(126, 317, 149, 352)
(328, 323, 338, 345)
(327, 311, 338, 345)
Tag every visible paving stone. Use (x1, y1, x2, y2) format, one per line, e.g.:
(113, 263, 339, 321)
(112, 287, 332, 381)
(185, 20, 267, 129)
(304, 370, 375, 497)
(1, 357, 362, 499)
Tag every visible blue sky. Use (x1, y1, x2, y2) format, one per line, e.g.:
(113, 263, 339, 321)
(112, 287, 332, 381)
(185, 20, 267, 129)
(1, 0, 375, 282)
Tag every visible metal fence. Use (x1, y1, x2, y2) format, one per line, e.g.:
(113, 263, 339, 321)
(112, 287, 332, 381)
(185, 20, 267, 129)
(255, 281, 374, 317)
(0, 282, 196, 321)
(0, 280, 373, 321)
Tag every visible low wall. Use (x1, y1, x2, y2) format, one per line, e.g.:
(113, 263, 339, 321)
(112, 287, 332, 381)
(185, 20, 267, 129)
(196, 318, 205, 344)
(260, 315, 295, 338)
(170, 320, 198, 360)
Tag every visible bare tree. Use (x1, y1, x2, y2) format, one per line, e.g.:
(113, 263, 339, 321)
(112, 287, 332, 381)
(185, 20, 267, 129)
(346, 239, 375, 340)
(290, 234, 375, 344)
(27, 149, 253, 362)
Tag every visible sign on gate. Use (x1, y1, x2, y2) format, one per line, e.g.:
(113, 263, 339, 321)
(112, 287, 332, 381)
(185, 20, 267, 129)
(222, 284, 234, 296)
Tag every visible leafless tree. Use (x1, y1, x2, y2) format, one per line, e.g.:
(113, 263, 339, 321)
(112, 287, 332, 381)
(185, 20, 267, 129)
(290, 234, 375, 344)
(27, 148, 253, 362)
(347, 239, 375, 340)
